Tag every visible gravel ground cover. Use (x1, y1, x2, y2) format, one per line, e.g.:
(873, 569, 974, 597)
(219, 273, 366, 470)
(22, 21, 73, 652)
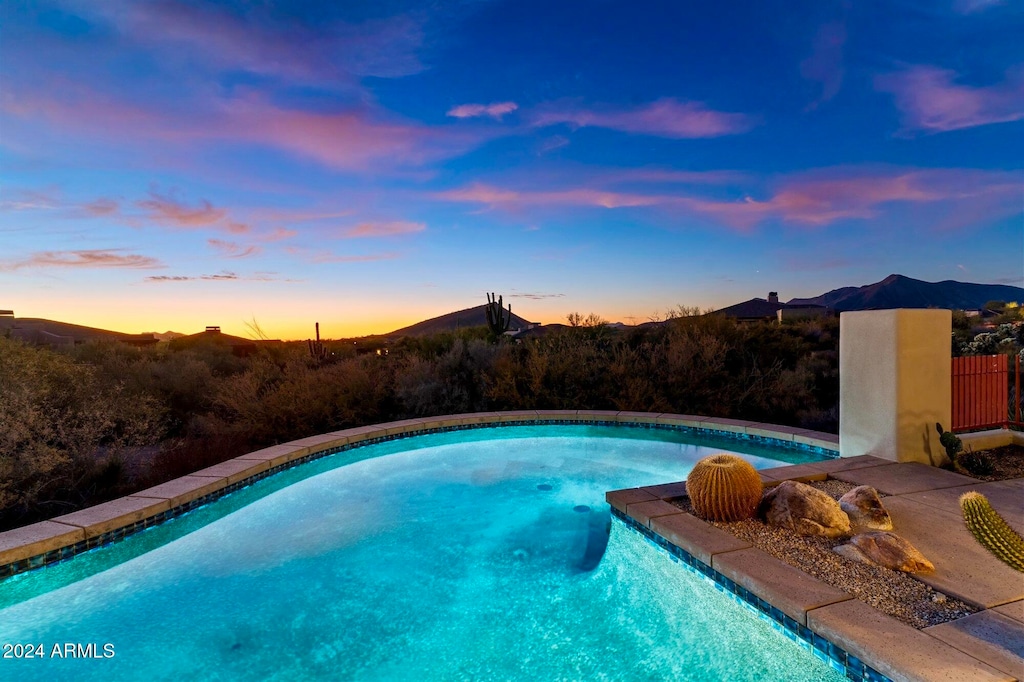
(669, 480, 980, 629)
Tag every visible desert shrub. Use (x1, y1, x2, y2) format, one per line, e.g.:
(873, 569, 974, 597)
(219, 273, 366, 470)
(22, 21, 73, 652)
(0, 338, 164, 528)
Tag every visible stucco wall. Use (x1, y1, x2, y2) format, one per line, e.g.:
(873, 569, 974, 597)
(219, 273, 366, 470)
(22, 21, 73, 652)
(839, 309, 951, 464)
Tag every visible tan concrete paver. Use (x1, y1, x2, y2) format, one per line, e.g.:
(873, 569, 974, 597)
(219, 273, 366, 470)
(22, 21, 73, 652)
(576, 410, 621, 421)
(0, 521, 85, 565)
(745, 424, 813, 441)
(532, 410, 580, 420)
(605, 488, 658, 514)
(925, 610, 1024, 680)
(756, 463, 828, 482)
(130, 475, 227, 508)
(808, 600, 1012, 682)
(236, 443, 307, 467)
(494, 410, 540, 421)
(625, 499, 684, 527)
(639, 480, 687, 499)
(614, 411, 664, 424)
(900, 479, 1024, 529)
(649, 513, 751, 565)
(804, 454, 891, 473)
(192, 457, 272, 486)
(831, 462, 978, 495)
(883, 496, 1024, 609)
(53, 497, 170, 538)
(993, 600, 1024, 625)
(382, 418, 428, 435)
(698, 417, 758, 434)
(794, 431, 840, 452)
(712, 547, 851, 625)
(655, 413, 709, 427)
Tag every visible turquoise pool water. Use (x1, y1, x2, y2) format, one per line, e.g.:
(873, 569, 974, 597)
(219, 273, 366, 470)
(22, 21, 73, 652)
(0, 425, 845, 681)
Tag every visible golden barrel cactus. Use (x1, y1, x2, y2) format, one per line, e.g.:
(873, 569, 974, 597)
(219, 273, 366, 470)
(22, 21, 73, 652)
(686, 453, 763, 522)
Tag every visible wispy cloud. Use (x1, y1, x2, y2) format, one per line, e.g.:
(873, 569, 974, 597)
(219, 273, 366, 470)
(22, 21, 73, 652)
(285, 246, 401, 264)
(83, 1, 427, 84)
(137, 190, 230, 229)
(435, 183, 664, 209)
(531, 98, 756, 138)
(344, 221, 426, 237)
(801, 21, 846, 110)
(447, 102, 518, 119)
(1, 85, 494, 173)
(145, 271, 293, 283)
(2, 249, 163, 271)
(509, 292, 566, 300)
(83, 198, 120, 216)
(952, 0, 1005, 13)
(208, 239, 261, 258)
(436, 167, 1021, 230)
(875, 65, 1024, 134)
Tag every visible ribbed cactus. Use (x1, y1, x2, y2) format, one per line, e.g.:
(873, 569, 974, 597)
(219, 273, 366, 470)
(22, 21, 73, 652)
(686, 453, 764, 522)
(960, 492, 1024, 573)
(485, 292, 512, 335)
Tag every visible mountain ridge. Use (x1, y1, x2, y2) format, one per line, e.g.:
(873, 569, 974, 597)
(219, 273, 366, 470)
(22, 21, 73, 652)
(787, 274, 1023, 312)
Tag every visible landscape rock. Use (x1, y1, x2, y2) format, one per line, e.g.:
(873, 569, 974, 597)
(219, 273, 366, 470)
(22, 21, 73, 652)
(834, 531, 935, 573)
(839, 485, 893, 531)
(760, 480, 851, 538)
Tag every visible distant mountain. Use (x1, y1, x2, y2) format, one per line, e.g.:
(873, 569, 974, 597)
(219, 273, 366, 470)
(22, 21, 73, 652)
(788, 274, 1024, 312)
(5, 317, 154, 343)
(388, 304, 537, 337)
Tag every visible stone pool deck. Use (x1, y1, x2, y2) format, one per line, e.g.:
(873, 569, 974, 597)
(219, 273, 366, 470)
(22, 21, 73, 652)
(608, 455, 1024, 682)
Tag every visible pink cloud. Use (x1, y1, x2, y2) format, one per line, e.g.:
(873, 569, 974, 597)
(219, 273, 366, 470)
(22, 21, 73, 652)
(531, 98, 755, 138)
(345, 221, 426, 237)
(137, 190, 228, 228)
(88, 1, 425, 83)
(207, 239, 261, 258)
(83, 198, 120, 216)
(447, 102, 518, 119)
(436, 167, 1020, 230)
(2, 249, 163, 271)
(800, 21, 846, 109)
(1, 85, 491, 173)
(434, 183, 664, 209)
(682, 168, 1019, 228)
(875, 65, 1024, 133)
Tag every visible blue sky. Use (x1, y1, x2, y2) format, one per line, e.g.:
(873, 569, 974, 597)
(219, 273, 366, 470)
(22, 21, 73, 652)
(1, 0, 1022, 338)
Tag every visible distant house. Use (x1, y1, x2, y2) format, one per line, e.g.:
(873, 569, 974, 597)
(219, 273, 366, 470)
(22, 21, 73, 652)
(713, 292, 829, 323)
(169, 325, 266, 357)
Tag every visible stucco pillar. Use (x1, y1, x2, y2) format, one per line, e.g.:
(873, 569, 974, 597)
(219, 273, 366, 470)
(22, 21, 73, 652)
(839, 309, 951, 464)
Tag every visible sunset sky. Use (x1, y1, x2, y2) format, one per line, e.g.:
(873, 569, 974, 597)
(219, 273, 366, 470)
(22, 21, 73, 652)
(2, 0, 1022, 339)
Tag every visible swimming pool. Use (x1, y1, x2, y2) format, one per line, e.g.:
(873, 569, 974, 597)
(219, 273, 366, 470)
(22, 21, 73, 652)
(0, 423, 846, 680)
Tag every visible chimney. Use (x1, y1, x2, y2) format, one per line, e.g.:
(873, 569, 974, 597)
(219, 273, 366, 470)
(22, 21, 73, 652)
(768, 292, 779, 304)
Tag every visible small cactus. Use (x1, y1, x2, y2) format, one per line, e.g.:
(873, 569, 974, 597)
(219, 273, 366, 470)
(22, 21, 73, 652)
(686, 453, 763, 522)
(960, 492, 1024, 573)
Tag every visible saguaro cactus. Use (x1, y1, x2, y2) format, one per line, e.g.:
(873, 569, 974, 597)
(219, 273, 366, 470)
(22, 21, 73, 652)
(960, 492, 1024, 572)
(485, 292, 512, 335)
(307, 322, 327, 364)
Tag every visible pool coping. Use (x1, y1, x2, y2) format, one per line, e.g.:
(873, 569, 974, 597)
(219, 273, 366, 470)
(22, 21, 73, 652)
(0, 411, 838, 578)
(607, 468, 1020, 682)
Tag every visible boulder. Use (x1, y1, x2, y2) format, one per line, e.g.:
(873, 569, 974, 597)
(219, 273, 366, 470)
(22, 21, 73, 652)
(760, 480, 851, 538)
(833, 531, 935, 573)
(839, 485, 893, 531)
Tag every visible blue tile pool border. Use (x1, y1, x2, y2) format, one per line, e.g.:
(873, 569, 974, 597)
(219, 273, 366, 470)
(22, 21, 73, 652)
(0, 418, 837, 580)
(612, 509, 892, 682)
